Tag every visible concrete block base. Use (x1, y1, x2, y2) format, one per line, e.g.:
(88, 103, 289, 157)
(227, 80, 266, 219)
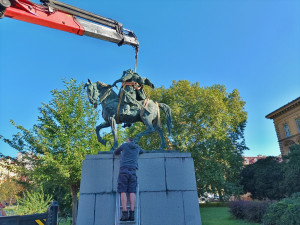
(77, 151, 201, 225)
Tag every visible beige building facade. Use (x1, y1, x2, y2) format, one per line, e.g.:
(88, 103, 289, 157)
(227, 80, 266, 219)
(266, 97, 300, 155)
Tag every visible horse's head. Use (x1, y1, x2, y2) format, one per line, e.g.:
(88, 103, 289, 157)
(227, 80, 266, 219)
(84, 79, 100, 108)
(84, 79, 112, 108)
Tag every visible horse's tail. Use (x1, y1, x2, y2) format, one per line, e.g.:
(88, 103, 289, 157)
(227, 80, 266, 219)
(158, 103, 172, 135)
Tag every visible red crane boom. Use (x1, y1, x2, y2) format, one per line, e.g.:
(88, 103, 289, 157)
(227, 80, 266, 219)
(0, 0, 139, 48)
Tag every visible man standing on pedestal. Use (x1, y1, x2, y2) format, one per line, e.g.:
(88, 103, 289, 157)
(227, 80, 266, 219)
(114, 137, 144, 221)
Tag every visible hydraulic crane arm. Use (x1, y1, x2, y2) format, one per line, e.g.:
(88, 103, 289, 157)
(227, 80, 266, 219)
(0, 0, 139, 48)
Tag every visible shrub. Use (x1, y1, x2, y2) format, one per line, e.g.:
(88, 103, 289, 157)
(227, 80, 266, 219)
(199, 202, 229, 208)
(229, 201, 248, 220)
(241, 157, 285, 200)
(229, 200, 271, 223)
(16, 188, 53, 215)
(244, 201, 270, 223)
(262, 193, 300, 225)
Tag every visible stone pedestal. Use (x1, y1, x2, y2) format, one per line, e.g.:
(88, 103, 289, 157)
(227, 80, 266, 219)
(77, 152, 202, 225)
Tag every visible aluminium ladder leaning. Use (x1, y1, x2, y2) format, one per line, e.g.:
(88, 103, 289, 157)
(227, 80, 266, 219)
(115, 184, 140, 225)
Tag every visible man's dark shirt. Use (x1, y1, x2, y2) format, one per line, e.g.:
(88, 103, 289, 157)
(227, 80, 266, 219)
(114, 141, 143, 169)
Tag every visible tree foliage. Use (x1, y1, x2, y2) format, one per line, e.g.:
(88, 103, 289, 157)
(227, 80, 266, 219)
(0, 178, 23, 205)
(283, 144, 300, 196)
(241, 144, 300, 200)
(1, 79, 103, 223)
(262, 192, 300, 225)
(126, 80, 248, 199)
(241, 157, 285, 200)
(16, 188, 53, 215)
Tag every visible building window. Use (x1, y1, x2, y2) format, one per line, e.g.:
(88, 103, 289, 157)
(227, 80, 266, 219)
(296, 118, 300, 133)
(284, 123, 291, 137)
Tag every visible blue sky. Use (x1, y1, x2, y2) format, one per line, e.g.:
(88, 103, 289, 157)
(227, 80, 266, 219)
(0, 0, 299, 157)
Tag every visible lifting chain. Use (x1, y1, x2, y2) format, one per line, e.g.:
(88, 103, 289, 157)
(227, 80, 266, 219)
(134, 46, 139, 72)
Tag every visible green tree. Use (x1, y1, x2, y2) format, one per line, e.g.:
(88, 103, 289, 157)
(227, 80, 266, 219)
(283, 144, 300, 196)
(241, 156, 285, 200)
(16, 188, 53, 215)
(263, 192, 300, 225)
(0, 178, 23, 205)
(1, 79, 103, 224)
(126, 80, 247, 199)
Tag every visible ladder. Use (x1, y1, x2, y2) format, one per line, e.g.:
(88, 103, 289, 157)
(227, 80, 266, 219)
(115, 184, 140, 225)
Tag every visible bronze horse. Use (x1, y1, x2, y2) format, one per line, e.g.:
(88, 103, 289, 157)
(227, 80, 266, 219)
(85, 79, 172, 149)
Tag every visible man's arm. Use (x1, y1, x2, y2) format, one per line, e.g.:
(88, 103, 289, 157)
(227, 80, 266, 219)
(143, 78, 155, 89)
(112, 73, 133, 87)
(114, 144, 124, 155)
(139, 147, 144, 154)
(112, 78, 123, 87)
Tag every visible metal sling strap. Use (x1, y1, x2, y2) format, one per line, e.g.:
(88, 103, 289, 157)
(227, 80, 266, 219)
(140, 98, 150, 117)
(116, 89, 125, 124)
(97, 82, 113, 103)
(121, 82, 142, 90)
(156, 102, 161, 128)
(134, 47, 139, 72)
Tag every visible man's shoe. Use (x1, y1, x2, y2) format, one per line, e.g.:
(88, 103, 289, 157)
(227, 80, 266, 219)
(129, 210, 135, 221)
(120, 211, 128, 221)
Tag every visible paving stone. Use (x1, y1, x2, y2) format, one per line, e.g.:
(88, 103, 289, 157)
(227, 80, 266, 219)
(80, 158, 113, 193)
(183, 191, 202, 225)
(166, 157, 197, 191)
(94, 193, 116, 225)
(77, 194, 95, 225)
(140, 191, 185, 225)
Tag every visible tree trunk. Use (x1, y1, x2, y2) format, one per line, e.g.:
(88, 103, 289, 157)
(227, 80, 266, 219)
(218, 189, 224, 202)
(9, 193, 12, 206)
(70, 185, 79, 225)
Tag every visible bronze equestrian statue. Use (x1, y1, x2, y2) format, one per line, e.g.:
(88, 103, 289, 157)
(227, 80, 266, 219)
(84, 70, 172, 150)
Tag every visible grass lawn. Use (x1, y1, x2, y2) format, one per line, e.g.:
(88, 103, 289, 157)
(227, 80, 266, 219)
(200, 207, 260, 225)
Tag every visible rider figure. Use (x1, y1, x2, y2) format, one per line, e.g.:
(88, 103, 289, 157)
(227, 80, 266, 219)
(112, 69, 155, 115)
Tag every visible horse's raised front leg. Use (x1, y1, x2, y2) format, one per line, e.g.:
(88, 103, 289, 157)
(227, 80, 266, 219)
(153, 122, 166, 150)
(96, 122, 110, 145)
(108, 116, 118, 150)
